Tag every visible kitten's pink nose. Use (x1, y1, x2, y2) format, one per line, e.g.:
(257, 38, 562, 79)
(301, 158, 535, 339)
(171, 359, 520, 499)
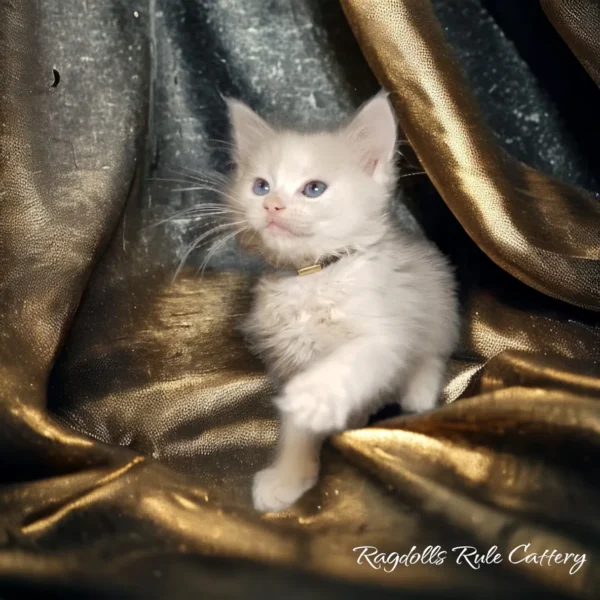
(263, 197, 285, 212)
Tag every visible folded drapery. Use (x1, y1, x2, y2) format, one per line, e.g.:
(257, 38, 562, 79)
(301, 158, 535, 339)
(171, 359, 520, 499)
(0, 1, 598, 598)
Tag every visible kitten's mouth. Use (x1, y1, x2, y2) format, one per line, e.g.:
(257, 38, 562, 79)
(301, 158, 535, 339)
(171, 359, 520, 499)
(265, 221, 293, 236)
(262, 217, 312, 238)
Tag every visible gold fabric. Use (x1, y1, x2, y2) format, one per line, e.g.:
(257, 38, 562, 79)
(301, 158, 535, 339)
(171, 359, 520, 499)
(541, 0, 600, 86)
(341, 0, 600, 312)
(1, 1, 600, 598)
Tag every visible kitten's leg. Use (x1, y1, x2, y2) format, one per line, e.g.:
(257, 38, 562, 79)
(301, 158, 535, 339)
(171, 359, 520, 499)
(252, 414, 322, 512)
(276, 338, 402, 434)
(400, 355, 446, 413)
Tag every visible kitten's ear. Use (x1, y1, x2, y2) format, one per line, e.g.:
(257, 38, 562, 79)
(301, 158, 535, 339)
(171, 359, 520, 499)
(346, 92, 397, 178)
(225, 98, 273, 163)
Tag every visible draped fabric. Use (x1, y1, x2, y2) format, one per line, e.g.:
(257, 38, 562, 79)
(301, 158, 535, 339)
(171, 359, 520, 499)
(0, 1, 598, 598)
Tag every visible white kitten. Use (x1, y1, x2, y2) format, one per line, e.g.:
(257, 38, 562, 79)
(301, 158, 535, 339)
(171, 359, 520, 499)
(224, 93, 459, 513)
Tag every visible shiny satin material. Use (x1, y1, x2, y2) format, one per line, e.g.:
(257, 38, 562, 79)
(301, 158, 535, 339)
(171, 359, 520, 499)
(341, 0, 600, 311)
(541, 0, 600, 86)
(1, 0, 599, 598)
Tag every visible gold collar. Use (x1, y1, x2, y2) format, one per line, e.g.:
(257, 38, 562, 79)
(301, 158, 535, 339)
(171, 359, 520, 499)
(264, 250, 356, 279)
(296, 251, 355, 276)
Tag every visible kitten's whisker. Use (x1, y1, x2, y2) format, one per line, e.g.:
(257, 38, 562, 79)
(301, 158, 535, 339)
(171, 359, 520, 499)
(198, 225, 250, 279)
(240, 227, 257, 251)
(188, 220, 248, 249)
(184, 202, 245, 217)
(164, 183, 241, 207)
(178, 184, 240, 205)
(395, 148, 423, 172)
(167, 165, 228, 183)
(168, 169, 229, 187)
(145, 203, 241, 230)
(170, 186, 226, 193)
(172, 205, 229, 212)
(203, 138, 236, 148)
(241, 226, 259, 255)
(398, 171, 427, 179)
(174, 163, 229, 176)
(167, 184, 224, 195)
(148, 177, 203, 186)
(149, 174, 243, 210)
(162, 203, 233, 214)
(150, 174, 230, 195)
(181, 229, 230, 254)
(173, 220, 248, 281)
(147, 211, 231, 230)
(170, 202, 232, 209)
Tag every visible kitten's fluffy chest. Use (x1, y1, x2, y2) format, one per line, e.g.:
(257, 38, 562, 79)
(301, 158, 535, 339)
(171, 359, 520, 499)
(245, 255, 372, 378)
(263, 272, 348, 325)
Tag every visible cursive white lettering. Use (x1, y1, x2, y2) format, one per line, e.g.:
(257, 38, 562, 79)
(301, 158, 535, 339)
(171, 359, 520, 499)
(452, 546, 502, 570)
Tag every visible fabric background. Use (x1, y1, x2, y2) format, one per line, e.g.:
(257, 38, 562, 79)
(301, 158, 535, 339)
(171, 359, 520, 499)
(0, 0, 599, 598)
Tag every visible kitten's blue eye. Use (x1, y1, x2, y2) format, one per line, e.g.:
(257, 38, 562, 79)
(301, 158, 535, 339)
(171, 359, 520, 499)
(252, 178, 270, 196)
(302, 181, 327, 198)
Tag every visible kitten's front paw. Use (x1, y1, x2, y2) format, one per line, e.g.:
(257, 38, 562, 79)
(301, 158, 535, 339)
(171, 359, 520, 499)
(275, 381, 349, 433)
(252, 464, 318, 513)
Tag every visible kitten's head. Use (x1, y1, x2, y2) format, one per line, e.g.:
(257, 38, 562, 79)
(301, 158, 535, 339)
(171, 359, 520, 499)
(225, 92, 398, 267)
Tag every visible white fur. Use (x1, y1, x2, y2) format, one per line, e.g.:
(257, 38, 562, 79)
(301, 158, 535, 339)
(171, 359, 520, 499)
(225, 93, 459, 513)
